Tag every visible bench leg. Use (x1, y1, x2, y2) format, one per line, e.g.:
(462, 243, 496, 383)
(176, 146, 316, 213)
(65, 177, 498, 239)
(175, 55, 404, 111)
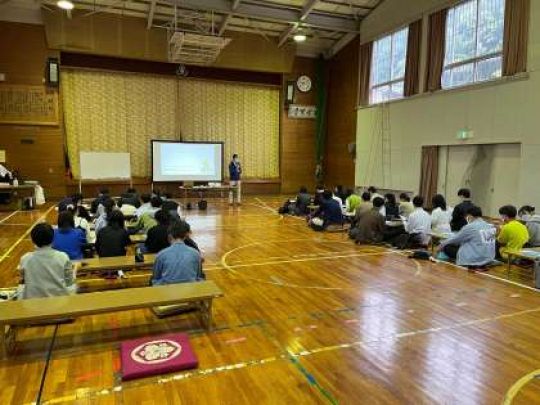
(200, 299, 214, 332)
(0, 325, 17, 357)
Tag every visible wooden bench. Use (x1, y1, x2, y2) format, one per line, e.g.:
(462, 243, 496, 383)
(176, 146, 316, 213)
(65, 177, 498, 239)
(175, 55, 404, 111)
(74, 254, 156, 276)
(0, 281, 223, 356)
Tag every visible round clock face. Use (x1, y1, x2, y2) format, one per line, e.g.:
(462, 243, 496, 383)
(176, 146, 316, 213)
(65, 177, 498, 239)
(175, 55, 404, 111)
(297, 75, 312, 92)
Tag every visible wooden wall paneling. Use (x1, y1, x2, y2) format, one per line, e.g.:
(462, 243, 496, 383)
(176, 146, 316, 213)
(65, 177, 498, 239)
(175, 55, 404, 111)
(324, 37, 360, 189)
(280, 57, 317, 194)
(0, 22, 66, 198)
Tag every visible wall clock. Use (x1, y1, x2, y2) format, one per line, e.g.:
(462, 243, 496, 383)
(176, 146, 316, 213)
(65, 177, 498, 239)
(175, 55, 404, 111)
(296, 75, 312, 93)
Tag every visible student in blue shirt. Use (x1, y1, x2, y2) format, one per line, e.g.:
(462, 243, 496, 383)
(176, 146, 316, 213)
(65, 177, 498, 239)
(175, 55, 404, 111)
(438, 205, 496, 268)
(151, 220, 204, 286)
(228, 154, 242, 205)
(53, 211, 87, 260)
(310, 190, 343, 231)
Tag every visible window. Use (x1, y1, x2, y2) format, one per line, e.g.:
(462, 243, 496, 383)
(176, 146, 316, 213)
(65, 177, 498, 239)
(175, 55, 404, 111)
(370, 27, 409, 104)
(443, 0, 505, 89)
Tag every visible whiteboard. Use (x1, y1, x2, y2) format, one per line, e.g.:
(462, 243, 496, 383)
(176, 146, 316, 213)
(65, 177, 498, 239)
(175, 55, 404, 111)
(80, 152, 131, 180)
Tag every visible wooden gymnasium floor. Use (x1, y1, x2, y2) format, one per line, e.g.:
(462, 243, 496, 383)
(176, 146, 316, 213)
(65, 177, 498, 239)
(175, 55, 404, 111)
(2, 197, 540, 404)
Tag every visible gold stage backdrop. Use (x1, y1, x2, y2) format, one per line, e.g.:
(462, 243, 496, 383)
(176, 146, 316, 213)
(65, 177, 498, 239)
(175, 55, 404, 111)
(61, 69, 280, 179)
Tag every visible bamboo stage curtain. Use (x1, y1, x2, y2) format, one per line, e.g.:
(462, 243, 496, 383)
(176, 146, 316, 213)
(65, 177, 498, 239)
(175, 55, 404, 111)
(62, 70, 280, 179)
(61, 69, 176, 178)
(177, 79, 280, 179)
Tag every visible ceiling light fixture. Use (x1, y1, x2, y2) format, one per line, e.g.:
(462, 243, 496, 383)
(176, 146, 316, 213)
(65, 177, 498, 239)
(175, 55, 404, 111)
(293, 33, 307, 42)
(57, 0, 74, 10)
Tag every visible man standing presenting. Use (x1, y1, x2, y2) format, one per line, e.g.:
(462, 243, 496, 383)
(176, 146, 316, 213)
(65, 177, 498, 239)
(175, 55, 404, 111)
(229, 154, 242, 205)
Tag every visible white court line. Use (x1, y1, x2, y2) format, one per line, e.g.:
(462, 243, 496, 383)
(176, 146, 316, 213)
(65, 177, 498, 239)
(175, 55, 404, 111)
(0, 210, 21, 224)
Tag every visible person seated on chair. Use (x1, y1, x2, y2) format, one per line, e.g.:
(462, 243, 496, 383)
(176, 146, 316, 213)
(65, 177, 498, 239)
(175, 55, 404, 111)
(350, 197, 385, 245)
(95, 210, 130, 257)
(128, 196, 160, 234)
(497, 205, 529, 260)
(309, 190, 343, 231)
(53, 211, 87, 260)
(450, 188, 474, 232)
(438, 206, 496, 267)
(399, 193, 414, 218)
(19, 223, 76, 299)
(144, 209, 172, 254)
(345, 189, 361, 215)
(151, 220, 204, 285)
(134, 193, 152, 218)
(91, 188, 110, 214)
(384, 193, 400, 219)
(431, 194, 453, 234)
(519, 206, 540, 247)
(403, 196, 431, 247)
(120, 187, 140, 208)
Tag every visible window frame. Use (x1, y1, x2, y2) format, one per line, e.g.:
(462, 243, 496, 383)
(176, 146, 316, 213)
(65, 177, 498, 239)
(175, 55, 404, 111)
(369, 26, 410, 105)
(442, 0, 506, 89)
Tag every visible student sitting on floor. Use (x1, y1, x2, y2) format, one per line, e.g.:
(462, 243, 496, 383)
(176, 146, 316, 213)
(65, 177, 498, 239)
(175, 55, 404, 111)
(399, 193, 414, 218)
(144, 209, 172, 254)
(95, 210, 130, 257)
(354, 192, 373, 223)
(450, 188, 474, 232)
(349, 197, 385, 245)
(134, 193, 152, 218)
(313, 184, 325, 206)
(58, 193, 82, 212)
(384, 193, 399, 219)
(368, 186, 383, 202)
(19, 223, 76, 299)
(519, 206, 540, 247)
(91, 188, 110, 214)
(345, 189, 361, 215)
(53, 211, 87, 260)
(309, 190, 343, 231)
(128, 196, 160, 234)
(162, 194, 182, 220)
(431, 194, 453, 234)
(151, 220, 204, 285)
(94, 198, 116, 235)
(437, 206, 496, 268)
(497, 205, 529, 260)
(295, 186, 312, 216)
(397, 196, 431, 248)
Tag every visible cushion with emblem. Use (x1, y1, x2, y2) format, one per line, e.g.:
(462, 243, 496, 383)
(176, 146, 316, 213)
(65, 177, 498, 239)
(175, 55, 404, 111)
(121, 332, 198, 380)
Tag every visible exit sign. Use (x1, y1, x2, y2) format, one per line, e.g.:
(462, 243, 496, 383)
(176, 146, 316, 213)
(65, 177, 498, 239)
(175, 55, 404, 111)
(457, 129, 474, 140)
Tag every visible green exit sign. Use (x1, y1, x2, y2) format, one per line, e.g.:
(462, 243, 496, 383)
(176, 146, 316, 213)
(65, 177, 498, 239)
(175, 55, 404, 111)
(457, 129, 474, 140)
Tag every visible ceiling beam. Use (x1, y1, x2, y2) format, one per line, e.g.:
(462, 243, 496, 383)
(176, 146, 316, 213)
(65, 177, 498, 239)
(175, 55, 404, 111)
(277, 0, 318, 48)
(299, 0, 318, 21)
(147, 0, 157, 29)
(217, 0, 241, 35)
(325, 32, 357, 58)
(278, 23, 298, 47)
(167, 0, 358, 32)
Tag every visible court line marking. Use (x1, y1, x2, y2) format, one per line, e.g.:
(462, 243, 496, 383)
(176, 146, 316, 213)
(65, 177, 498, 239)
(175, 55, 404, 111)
(0, 210, 21, 224)
(502, 368, 540, 404)
(0, 205, 56, 263)
(36, 305, 540, 405)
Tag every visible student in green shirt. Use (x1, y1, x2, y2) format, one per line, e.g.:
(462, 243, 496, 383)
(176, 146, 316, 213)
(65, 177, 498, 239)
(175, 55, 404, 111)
(345, 189, 361, 214)
(497, 205, 529, 260)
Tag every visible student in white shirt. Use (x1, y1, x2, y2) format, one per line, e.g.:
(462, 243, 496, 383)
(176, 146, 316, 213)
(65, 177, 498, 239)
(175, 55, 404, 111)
(134, 194, 152, 218)
(69, 205, 93, 243)
(332, 193, 343, 207)
(431, 194, 453, 234)
(404, 196, 432, 246)
(368, 186, 383, 202)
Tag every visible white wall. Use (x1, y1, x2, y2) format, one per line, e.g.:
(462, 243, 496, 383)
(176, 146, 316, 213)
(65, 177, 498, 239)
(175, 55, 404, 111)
(356, 0, 540, 209)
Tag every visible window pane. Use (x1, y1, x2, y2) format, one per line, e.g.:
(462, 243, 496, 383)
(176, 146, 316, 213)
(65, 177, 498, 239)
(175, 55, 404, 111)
(370, 85, 391, 104)
(391, 28, 409, 80)
(476, 56, 502, 81)
(371, 35, 392, 86)
(452, 0, 478, 63)
(477, 0, 505, 56)
(444, 8, 456, 65)
(389, 81, 404, 101)
(442, 62, 475, 88)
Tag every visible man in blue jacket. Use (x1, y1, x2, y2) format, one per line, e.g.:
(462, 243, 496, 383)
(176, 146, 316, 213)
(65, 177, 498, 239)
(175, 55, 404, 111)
(228, 154, 242, 205)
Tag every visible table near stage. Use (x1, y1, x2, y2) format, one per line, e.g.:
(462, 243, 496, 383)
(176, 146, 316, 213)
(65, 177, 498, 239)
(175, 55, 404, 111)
(0, 184, 36, 211)
(506, 247, 540, 279)
(179, 185, 237, 204)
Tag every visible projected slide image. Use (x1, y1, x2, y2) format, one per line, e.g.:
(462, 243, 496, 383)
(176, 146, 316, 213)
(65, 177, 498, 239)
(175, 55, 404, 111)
(161, 145, 215, 176)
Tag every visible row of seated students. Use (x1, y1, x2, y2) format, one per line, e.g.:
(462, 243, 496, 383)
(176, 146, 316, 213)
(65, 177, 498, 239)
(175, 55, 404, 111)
(17, 189, 204, 300)
(287, 185, 540, 270)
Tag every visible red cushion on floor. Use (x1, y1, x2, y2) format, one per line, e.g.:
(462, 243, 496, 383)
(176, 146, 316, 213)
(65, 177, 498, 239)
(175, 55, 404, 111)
(120, 333, 198, 381)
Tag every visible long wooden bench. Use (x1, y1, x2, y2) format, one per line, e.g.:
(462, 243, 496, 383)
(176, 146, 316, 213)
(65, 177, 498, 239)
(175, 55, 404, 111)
(0, 281, 223, 356)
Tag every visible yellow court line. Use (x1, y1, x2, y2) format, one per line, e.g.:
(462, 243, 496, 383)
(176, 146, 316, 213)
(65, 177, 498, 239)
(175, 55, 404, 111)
(0, 209, 21, 224)
(0, 205, 56, 263)
(502, 368, 540, 405)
